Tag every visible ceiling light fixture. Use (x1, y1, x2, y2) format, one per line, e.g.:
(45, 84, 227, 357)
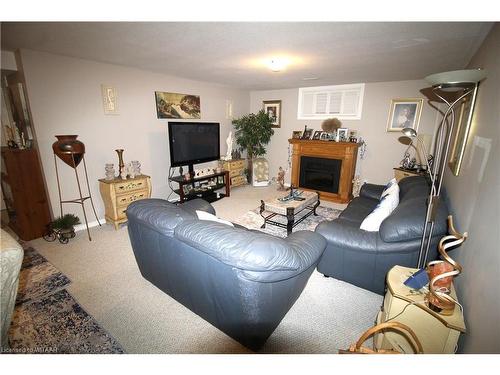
(268, 58, 288, 72)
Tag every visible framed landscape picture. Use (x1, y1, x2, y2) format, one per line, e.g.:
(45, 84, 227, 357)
(263, 100, 282, 128)
(386, 98, 423, 132)
(155, 91, 201, 119)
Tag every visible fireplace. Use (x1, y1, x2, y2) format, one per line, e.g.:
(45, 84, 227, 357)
(299, 156, 342, 194)
(288, 139, 358, 203)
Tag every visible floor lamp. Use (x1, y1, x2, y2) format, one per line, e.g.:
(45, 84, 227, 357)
(406, 69, 486, 269)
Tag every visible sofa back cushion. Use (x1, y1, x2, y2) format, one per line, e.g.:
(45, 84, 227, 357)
(174, 220, 325, 277)
(399, 176, 430, 201)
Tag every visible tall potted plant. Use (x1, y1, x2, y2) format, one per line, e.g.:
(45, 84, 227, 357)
(232, 110, 274, 182)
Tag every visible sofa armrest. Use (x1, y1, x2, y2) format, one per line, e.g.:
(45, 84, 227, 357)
(315, 219, 378, 253)
(181, 198, 216, 215)
(359, 183, 385, 201)
(127, 198, 196, 236)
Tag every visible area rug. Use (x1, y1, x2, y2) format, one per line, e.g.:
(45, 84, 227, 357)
(6, 245, 125, 354)
(15, 247, 71, 305)
(234, 206, 342, 238)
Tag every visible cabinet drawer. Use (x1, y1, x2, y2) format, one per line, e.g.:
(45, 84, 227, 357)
(114, 178, 148, 193)
(229, 169, 241, 178)
(116, 190, 149, 207)
(117, 206, 128, 219)
(224, 160, 244, 171)
(231, 175, 247, 186)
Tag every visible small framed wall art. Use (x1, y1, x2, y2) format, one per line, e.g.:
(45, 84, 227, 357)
(263, 100, 282, 128)
(386, 98, 423, 132)
(101, 85, 119, 115)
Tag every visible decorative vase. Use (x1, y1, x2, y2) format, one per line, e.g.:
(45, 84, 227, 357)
(115, 149, 125, 176)
(52, 135, 85, 167)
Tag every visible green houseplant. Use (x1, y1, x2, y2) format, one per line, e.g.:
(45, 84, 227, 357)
(232, 110, 274, 182)
(45, 214, 81, 244)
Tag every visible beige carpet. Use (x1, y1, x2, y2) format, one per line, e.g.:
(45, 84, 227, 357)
(28, 184, 382, 353)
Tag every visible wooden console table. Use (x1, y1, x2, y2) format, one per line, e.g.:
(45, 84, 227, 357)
(288, 139, 358, 203)
(170, 171, 230, 203)
(99, 175, 152, 229)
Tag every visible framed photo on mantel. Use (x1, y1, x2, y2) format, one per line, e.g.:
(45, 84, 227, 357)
(263, 100, 282, 128)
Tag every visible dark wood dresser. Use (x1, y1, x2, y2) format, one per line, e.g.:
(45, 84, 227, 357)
(1, 147, 52, 240)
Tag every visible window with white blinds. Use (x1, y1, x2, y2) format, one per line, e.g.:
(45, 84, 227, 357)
(297, 83, 365, 120)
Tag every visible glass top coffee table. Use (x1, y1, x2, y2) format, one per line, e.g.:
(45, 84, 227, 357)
(260, 190, 320, 235)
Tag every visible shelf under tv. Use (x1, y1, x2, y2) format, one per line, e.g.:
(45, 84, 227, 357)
(169, 170, 230, 203)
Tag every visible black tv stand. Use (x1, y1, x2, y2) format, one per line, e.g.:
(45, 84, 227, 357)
(169, 170, 230, 203)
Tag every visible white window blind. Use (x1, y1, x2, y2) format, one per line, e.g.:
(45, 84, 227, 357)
(297, 83, 365, 120)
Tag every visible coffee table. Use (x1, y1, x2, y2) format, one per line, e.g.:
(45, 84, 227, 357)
(260, 190, 320, 235)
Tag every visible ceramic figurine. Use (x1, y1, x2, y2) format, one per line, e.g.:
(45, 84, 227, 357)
(120, 169, 127, 180)
(277, 167, 286, 191)
(225, 131, 233, 160)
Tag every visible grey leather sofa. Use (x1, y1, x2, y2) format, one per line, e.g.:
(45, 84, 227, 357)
(315, 176, 448, 295)
(126, 198, 326, 350)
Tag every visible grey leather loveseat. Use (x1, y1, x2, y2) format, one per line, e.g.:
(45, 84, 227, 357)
(315, 176, 448, 295)
(126, 198, 326, 350)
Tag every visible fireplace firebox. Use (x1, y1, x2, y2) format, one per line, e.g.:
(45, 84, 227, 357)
(288, 139, 358, 203)
(299, 156, 342, 194)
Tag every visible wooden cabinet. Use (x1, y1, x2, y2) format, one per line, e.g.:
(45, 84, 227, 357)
(99, 175, 151, 230)
(375, 265, 465, 354)
(393, 167, 427, 182)
(222, 158, 247, 187)
(1, 147, 52, 240)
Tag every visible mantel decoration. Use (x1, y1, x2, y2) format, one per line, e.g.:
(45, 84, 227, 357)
(386, 98, 423, 132)
(232, 110, 274, 183)
(402, 68, 486, 268)
(263, 100, 282, 128)
(426, 215, 467, 315)
(52, 135, 101, 241)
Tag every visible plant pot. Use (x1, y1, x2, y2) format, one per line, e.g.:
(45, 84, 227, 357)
(52, 135, 85, 167)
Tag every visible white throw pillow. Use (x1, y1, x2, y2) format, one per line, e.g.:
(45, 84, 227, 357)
(380, 188, 400, 212)
(381, 178, 399, 198)
(196, 210, 234, 227)
(360, 203, 392, 232)
(360, 193, 399, 232)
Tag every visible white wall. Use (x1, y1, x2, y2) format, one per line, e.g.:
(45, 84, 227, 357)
(442, 25, 500, 353)
(250, 80, 438, 185)
(19, 49, 249, 221)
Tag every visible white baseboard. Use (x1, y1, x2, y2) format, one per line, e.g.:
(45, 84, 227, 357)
(74, 218, 106, 232)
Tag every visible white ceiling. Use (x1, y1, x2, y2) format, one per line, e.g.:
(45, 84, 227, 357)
(1, 22, 493, 90)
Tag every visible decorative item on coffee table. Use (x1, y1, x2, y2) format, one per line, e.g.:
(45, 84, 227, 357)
(52, 135, 101, 241)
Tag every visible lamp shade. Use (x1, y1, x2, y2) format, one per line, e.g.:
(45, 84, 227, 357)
(425, 69, 487, 88)
(402, 127, 418, 138)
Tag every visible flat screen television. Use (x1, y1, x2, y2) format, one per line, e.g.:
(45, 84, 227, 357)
(168, 122, 220, 172)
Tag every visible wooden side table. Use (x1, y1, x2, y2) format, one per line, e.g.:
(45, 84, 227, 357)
(222, 158, 247, 187)
(99, 174, 152, 229)
(393, 167, 427, 182)
(375, 265, 466, 353)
